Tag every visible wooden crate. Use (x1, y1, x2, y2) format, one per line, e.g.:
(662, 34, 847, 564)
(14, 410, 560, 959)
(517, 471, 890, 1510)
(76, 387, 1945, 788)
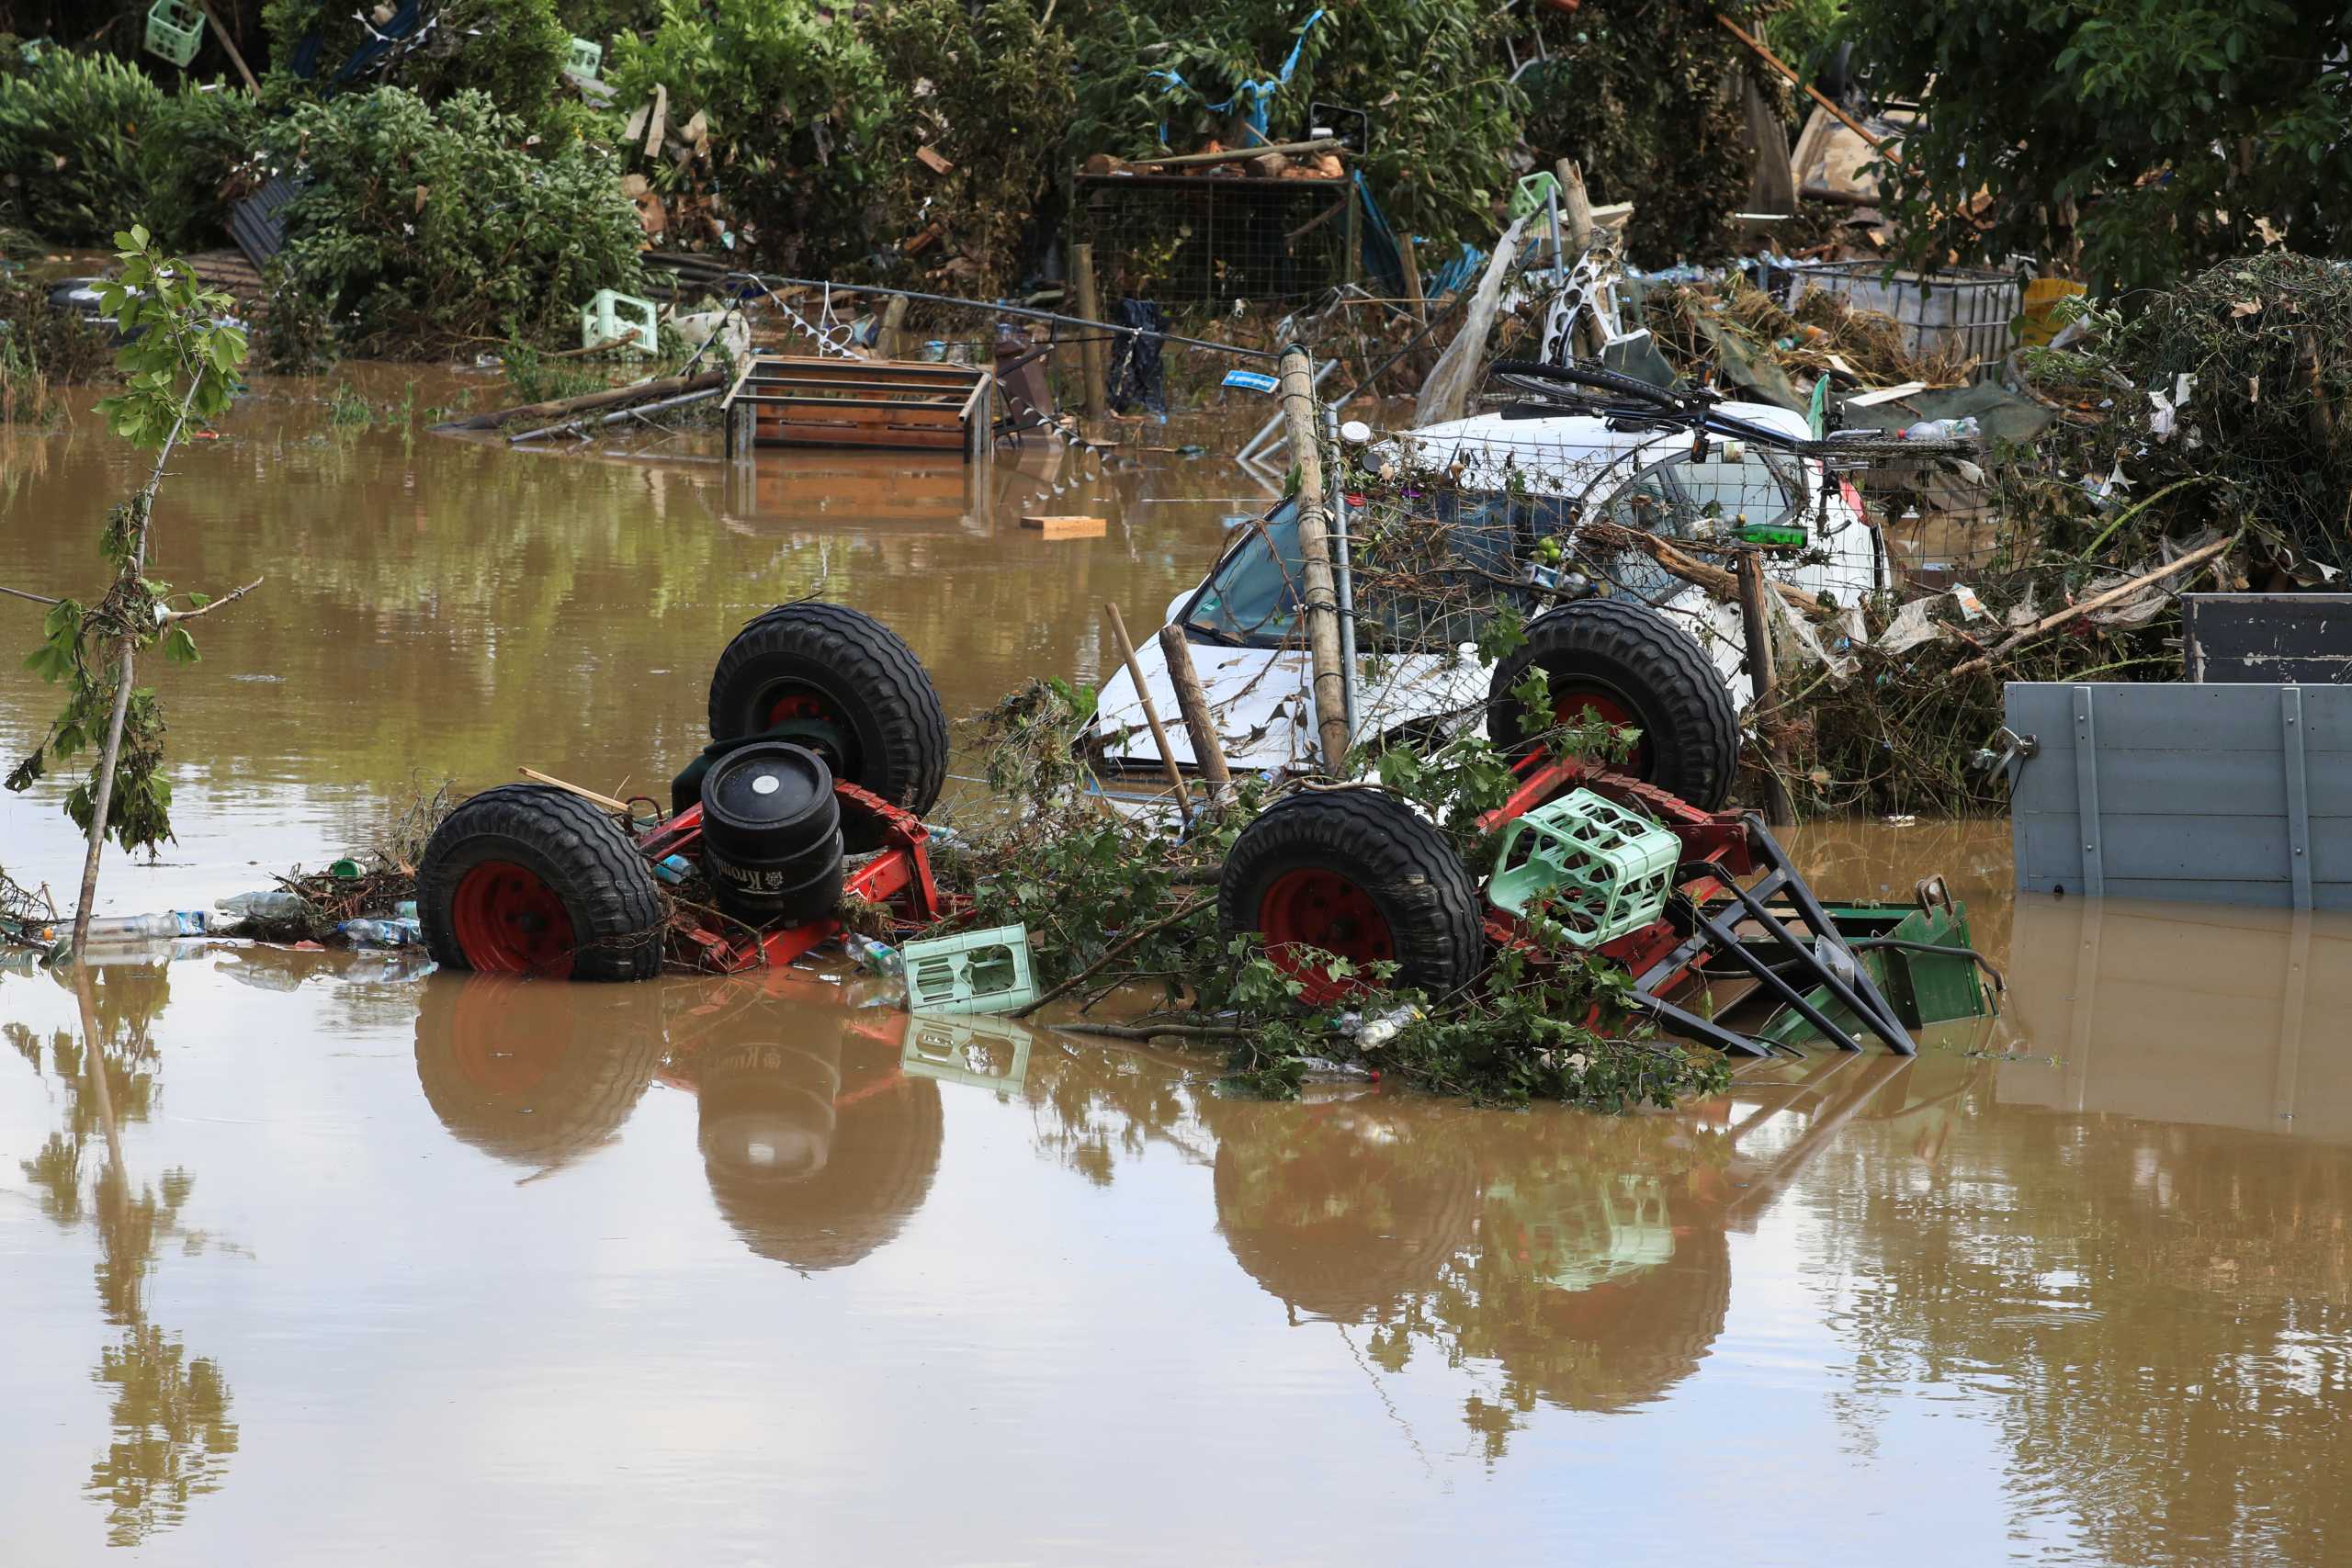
(724, 355, 992, 461)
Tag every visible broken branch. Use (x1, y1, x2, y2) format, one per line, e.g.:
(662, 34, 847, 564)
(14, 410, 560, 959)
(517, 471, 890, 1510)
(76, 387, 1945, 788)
(1951, 532, 2238, 675)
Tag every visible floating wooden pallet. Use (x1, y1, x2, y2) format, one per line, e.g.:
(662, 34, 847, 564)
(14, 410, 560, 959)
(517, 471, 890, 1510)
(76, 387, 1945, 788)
(723, 354, 992, 462)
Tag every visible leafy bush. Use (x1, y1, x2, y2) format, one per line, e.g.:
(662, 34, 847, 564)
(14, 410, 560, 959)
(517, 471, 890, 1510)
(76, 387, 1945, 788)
(263, 87, 643, 355)
(1069, 1, 1525, 254)
(262, 0, 576, 135)
(141, 81, 268, 250)
(1842, 0, 2352, 288)
(0, 49, 166, 243)
(604, 0, 894, 271)
(858, 0, 1074, 295)
(1519, 0, 1771, 263)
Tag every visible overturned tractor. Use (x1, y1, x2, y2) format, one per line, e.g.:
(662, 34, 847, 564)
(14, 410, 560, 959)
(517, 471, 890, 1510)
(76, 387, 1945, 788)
(413, 601, 1986, 1057)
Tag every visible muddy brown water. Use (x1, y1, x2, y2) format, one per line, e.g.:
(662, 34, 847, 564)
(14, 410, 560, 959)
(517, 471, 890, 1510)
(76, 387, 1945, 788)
(6, 382, 2352, 1562)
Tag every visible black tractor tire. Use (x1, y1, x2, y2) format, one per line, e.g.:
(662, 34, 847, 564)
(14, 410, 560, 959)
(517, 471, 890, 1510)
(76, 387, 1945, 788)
(1484, 598, 1740, 810)
(1217, 787, 1483, 1006)
(417, 784, 664, 982)
(707, 603, 948, 829)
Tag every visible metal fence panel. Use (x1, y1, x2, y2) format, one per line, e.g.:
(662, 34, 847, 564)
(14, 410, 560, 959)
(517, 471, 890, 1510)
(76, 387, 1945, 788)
(2007, 681, 2352, 910)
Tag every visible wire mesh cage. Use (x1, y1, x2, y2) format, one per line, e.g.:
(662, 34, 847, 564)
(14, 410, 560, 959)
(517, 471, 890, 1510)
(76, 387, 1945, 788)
(1810, 431, 1999, 586)
(1781, 263, 2024, 383)
(1070, 174, 1357, 309)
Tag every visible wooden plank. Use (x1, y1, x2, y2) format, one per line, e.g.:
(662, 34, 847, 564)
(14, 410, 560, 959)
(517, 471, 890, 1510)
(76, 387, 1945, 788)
(757, 424, 965, 451)
(743, 372, 981, 392)
(1022, 514, 1107, 538)
(747, 395, 966, 416)
(756, 406, 963, 432)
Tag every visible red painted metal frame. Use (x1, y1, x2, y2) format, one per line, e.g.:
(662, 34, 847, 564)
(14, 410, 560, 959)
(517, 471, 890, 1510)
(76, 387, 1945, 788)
(636, 780, 950, 974)
(1469, 751, 1760, 1012)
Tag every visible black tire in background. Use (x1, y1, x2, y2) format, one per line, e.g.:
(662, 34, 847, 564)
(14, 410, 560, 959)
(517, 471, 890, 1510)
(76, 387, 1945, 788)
(1217, 787, 1483, 1006)
(416, 784, 664, 981)
(707, 603, 949, 826)
(1484, 598, 1740, 810)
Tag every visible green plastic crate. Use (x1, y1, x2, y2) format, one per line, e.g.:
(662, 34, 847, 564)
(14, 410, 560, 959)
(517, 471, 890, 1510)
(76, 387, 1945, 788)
(563, 36, 603, 81)
(580, 288, 658, 355)
(902, 923, 1038, 1017)
(1487, 789, 1679, 945)
(145, 0, 205, 67)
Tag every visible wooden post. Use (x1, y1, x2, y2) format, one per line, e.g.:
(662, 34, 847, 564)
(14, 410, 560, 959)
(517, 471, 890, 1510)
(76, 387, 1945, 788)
(876, 295, 909, 362)
(1276, 344, 1353, 774)
(198, 0, 261, 93)
(1070, 242, 1110, 424)
(1397, 235, 1432, 381)
(1104, 602, 1191, 823)
(1158, 626, 1234, 807)
(1556, 158, 1596, 255)
(1736, 551, 1797, 826)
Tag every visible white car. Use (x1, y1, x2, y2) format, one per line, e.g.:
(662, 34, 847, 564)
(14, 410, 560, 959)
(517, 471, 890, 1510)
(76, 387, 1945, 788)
(1089, 394, 1883, 811)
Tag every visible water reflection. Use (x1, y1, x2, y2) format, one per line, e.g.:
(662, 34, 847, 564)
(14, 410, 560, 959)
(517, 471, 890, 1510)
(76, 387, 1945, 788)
(412, 973, 948, 1270)
(6, 959, 240, 1547)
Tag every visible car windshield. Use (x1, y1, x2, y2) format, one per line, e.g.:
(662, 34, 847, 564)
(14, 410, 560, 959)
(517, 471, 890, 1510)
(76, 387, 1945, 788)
(1181, 453, 1804, 650)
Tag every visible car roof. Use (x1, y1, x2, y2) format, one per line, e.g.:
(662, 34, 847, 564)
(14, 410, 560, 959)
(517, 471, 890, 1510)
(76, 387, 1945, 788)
(1373, 402, 1811, 494)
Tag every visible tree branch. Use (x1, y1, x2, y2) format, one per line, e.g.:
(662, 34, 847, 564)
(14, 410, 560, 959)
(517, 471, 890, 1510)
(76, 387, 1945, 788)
(1009, 895, 1215, 1019)
(1, 584, 62, 607)
(157, 577, 266, 623)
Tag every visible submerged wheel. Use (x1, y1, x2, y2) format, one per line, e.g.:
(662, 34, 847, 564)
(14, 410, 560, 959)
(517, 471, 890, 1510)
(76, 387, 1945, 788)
(1484, 598, 1739, 810)
(417, 784, 663, 981)
(707, 602, 948, 821)
(1217, 788, 1483, 1007)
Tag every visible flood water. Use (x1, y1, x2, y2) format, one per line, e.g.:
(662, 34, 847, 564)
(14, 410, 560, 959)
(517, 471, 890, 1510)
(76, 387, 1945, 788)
(6, 381, 2352, 1563)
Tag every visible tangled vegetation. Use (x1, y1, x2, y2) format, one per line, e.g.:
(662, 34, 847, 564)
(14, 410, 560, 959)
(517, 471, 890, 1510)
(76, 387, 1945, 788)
(604, 0, 892, 273)
(862, 0, 1074, 297)
(1843, 0, 2352, 289)
(1520, 0, 1778, 263)
(262, 87, 643, 355)
(943, 666, 1726, 1111)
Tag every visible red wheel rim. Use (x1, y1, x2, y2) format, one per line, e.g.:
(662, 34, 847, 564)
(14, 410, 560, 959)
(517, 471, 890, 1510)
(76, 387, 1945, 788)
(1260, 868, 1396, 1005)
(761, 687, 853, 774)
(1553, 685, 1653, 777)
(451, 861, 577, 975)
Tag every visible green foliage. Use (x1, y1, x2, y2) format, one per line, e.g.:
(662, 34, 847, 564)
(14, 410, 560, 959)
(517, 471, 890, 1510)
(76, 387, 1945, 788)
(1759, 0, 1847, 92)
(0, 268, 114, 422)
(7, 228, 250, 857)
(949, 661, 1713, 1111)
(140, 81, 268, 250)
(605, 0, 894, 271)
(264, 0, 576, 134)
(1841, 0, 2352, 288)
(0, 49, 167, 243)
(262, 87, 643, 355)
(859, 0, 1075, 296)
(1069, 0, 1524, 253)
(1519, 0, 1772, 262)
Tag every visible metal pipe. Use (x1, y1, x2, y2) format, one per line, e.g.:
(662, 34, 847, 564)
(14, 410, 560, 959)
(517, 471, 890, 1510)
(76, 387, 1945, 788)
(1322, 400, 1358, 739)
(734, 274, 1278, 362)
(505, 385, 725, 445)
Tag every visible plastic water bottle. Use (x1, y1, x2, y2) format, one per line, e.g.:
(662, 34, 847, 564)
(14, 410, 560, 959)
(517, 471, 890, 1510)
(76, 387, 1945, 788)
(1900, 416, 1981, 442)
(1355, 1005, 1422, 1050)
(82, 912, 186, 942)
(649, 853, 693, 886)
(338, 918, 422, 947)
(215, 889, 311, 922)
(844, 933, 903, 977)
